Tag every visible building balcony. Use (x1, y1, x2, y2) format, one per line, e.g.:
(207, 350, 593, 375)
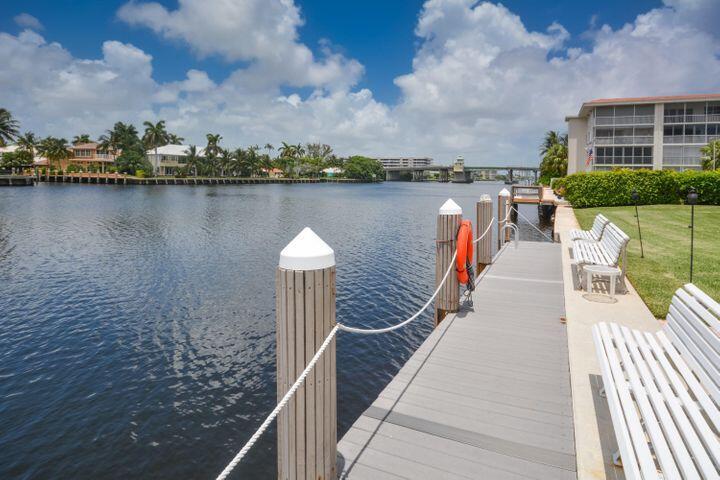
(594, 136, 654, 145)
(664, 114, 720, 124)
(663, 135, 708, 144)
(595, 115, 654, 126)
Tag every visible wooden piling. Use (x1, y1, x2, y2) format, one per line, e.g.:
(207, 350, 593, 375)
(276, 228, 337, 480)
(497, 188, 511, 249)
(476, 194, 493, 272)
(435, 199, 461, 326)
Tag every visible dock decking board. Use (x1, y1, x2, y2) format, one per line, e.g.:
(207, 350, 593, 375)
(338, 241, 575, 479)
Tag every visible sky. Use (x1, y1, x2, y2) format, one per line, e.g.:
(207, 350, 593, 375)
(2, 0, 719, 166)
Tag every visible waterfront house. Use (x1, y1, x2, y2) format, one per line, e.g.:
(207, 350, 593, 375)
(146, 145, 204, 176)
(322, 167, 343, 177)
(64, 143, 117, 172)
(566, 93, 720, 173)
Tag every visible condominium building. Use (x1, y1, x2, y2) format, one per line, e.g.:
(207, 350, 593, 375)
(566, 94, 720, 174)
(378, 157, 433, 169)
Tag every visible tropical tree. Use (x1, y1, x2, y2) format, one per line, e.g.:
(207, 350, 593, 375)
(17, 132, 38, 156)
(264, 143, 274, 158)
(184, 145, 202, 177)
(539, 131, 568, 156)
(205, 133, 222, 158)
(700, 139, 720, 170)
(143, 120, 169, 161)
(0, 108, 20, 146)
(344, 156, 384, 180)
(72, 134, 91, 145)
(167, 133, 184, 145)
(305, 143, 334, 177)
(99, 122, 141, 155)
(37, 137, 71, 178)
(277, 141, 298, 177)
(539, 143, 568, 181)
(218, 148, 234, 177)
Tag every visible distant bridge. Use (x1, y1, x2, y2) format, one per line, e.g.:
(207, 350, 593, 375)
(383, 165, 539, 183)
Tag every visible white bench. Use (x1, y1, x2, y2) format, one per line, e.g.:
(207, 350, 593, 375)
(569, 213, 609, 242)
(573, 223, 630, 290)
(593, 284, 720, 479)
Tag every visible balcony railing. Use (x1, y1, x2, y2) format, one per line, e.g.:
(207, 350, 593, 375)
(663, 135, 708, 144)
(662, 157, 702, 166)
(594, 136, 654, 145)
(664, 114, 720, 124)
(595, 115, 654, 126)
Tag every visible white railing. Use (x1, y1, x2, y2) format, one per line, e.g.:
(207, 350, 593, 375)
(595, 115, 654, 126)
(664, 114, 720, 123)
(663, 135, 707, 144)
(595, 136, 653, 145)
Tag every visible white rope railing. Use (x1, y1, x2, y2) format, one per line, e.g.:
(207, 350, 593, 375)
(215, 324, 340, 480)
(216, 216, 497, 479)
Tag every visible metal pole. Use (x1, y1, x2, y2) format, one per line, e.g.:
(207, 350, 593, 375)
(634, 202, 644, 258)
(690, 203, 695, 283)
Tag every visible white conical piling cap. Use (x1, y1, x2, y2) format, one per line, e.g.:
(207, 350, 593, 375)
(439, 198, 462, 215)
(499, 188, 511, 197)
(479, 194, 491, 201)
(279, 227, 335, 270)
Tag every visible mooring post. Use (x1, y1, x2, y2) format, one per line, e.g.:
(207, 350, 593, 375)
(276, 228, 337, 480)
(435, 199, 462, 326)
(476, 194, 493, 272)
(497, 188, 511, 248)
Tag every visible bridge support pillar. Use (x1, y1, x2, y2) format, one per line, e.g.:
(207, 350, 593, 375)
(412, 170, 424, 181)
(435, 199, 461, 326)
(276, 228, 337, 480)
(438, 169, 449, 183)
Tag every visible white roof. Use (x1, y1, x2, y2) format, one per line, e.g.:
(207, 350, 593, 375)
(146, 144, 204, 156)
(322, 167, 343, 173)
(0, 145, 19, 153)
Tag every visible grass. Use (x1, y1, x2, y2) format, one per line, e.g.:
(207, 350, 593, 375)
(574, 205, 720, 318)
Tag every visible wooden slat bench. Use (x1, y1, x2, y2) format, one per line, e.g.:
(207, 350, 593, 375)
(572, 222, 630, 290)
(593, 284, 720, 479)
(569, 214, 609, 242)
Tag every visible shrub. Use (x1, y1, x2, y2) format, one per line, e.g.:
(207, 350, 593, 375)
(135, 169, 146, 178)
(551, 177, 567, 197)
(563, 169, 679, 208)
(675, 170, 720, 205)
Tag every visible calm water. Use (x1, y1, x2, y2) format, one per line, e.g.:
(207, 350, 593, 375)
(0, 182, 552, 479)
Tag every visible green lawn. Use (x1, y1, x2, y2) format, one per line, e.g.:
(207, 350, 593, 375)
(574, 205, 720, 318)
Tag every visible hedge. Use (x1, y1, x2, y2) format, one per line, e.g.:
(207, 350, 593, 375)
(557, 169, 720, 208)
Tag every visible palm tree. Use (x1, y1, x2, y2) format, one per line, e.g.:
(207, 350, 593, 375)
(539, 131, 568, 156)
(17, 132, 37, 175)
(72, 134, 91, 145)
(205, 133, 222, 158)
(264, 143, 274, 158)
(184, 145, 201, 177)
(168, 133, 185, 145)
(219, 148, 234, 177)
(143, 120, 169, 163)
(0, 108, 20, 146)
(37, 137, 71, 179)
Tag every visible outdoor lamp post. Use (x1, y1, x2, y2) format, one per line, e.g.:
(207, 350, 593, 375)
(631, 189, 644, 258)
(687, 188, 698, 283)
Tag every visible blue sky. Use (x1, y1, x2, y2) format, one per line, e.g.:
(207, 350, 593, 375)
(2, 0, 718, 165)
(4, 0, 661, 105)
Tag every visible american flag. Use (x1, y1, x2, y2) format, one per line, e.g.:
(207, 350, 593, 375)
(586, 146, 593, 166)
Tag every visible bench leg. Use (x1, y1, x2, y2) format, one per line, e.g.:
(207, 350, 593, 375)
(585, 271, 591, 292)
(609, 276, 616, 300)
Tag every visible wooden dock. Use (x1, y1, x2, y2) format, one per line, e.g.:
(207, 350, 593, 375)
(511, 185, 559, 205)
(337, 241, 575, 479)
(0, 174, 34, 186)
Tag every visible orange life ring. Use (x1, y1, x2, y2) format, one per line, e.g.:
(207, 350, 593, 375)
(456, 220, 474, 285)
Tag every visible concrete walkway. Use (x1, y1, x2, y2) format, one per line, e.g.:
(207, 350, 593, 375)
(555, 205, 660, 480)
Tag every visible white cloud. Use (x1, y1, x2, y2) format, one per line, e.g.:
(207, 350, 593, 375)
(117, 0, 363, 92)
(2, 0, 720, 165)
(13, 13, 43, 31)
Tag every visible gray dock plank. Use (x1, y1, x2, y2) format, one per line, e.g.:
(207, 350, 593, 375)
(338, 242, 576, 479)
